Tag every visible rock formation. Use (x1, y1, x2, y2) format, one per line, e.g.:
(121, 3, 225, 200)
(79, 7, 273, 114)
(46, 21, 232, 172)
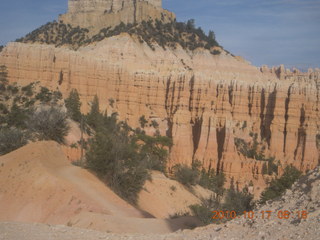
(59, 0, 175, 34)
(0, 0, 319, 195)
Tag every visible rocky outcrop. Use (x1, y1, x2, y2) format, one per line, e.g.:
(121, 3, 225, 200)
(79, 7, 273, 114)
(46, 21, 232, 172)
(0, 0, 319, 195)
(59, 0, 175, 34)
(1, 36, 319, 195)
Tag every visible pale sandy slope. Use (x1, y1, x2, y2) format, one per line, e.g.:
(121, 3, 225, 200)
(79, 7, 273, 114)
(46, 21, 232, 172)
(0, 141, 203, 234)
(1, 167, 319, 240)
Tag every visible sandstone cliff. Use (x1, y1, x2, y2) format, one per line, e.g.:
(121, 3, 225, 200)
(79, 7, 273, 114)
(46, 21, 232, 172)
(0, 0, 319, 195)
(59, 0, 175, 34)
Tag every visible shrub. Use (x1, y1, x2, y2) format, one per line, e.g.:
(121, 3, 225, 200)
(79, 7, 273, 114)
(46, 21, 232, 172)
(223, 187, 254, 214)
(7, 104, 30, 129)
(0, 128, 28, 155)
(27, 106, 70, 143)
(35, 87, 52, 103)
(86, 119, 150, 204)
(85, 106, 171, 203)
(151, 120, 159, 128)
(139, 115, 148, 128)
(260, 165, 301, 204)
(189, 204, 213, 225)
(173, 164, 199, 186)
(200, 170, 226, 197)
(108, 98, 115, 107)
(170, 185, 177, 191)
(21, 83, 34, 96)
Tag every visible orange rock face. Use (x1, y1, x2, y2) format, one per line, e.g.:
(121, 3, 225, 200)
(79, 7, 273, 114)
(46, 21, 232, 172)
(1, 33, 319, 194)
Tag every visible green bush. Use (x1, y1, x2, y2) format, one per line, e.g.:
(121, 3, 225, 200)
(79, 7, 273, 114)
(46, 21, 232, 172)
(199, 169, 226, 197)
(86, 119, 149, 204)
(260, 165, 301, 204)
(151, 120, 159, 128)
(27, 106, 70, 143)
(173, 164, 199, 186)
(189, 204, 213, 225)
(35, 87, 52, 103)
(0, 128, 28, 155)
(85, 104, 172, 203)
(139, 115, 148, 128)
(6, 104, 30, 129)
(223, 187, 254, 214)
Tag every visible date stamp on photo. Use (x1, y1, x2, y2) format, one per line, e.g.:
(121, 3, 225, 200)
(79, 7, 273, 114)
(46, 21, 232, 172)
(212, 210, 308, 220)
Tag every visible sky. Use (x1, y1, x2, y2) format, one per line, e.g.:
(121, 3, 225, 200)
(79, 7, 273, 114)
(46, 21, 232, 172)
(0, 0, 319, 70)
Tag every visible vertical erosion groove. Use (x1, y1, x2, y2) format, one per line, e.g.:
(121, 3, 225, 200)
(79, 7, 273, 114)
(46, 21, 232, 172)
(283, 85, 293, 153)
(316, 134, 320, 165)
(216, 123, 226, 174)
(192, 116, 203, 159)
(228, 83, 233, 106)
(165, 76, 180, 138)
(133, 0, 137, 23)
(165, 77, 172, 138)
(248, 86, 253, 116)
(294, 106, 307, 163)
(259, 89, 266, 139)
(188, 75, 195, 112)
(260, 87, 277, 147)
(205, 117, 211, 149)
(264, 87, 277, 147)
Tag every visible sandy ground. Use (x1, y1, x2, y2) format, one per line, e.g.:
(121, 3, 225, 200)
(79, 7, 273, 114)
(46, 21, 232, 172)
(1, 167, 319, 240)
(138, 171, 212, 218)
(0, 141, 206, 234)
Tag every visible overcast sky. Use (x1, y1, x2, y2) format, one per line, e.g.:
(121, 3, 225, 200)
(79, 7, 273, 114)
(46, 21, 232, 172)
(1, 0, 319, 70)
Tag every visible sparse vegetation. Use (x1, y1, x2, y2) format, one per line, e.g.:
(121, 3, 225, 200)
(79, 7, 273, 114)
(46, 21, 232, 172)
(85, 98, 172, 204)
(173, 164, 200, 186)
(170, 185, 177, 192)
(0, 66, 69, 154)
(0, 128, 28, 155)
(108, 98, 115, 108)
(16, 19, 224, 55)
(151, 120, 159, 129)
(222, 179, 254, 214)
(16, 21, 90, 49)
(173, 160, 226, 199)
(260, 165, 302, 204)
(139, 115, 148, 128)
(189, 203, 214, 225)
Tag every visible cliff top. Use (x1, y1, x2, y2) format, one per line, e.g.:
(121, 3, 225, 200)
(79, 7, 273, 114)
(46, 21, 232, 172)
(67, 0, 162, 13)
(59, 0, 174, 32)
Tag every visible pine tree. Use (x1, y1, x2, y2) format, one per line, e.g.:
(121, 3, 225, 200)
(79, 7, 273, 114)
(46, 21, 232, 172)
(86, 95, 102, 129)
(65, 89, 82, 122)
